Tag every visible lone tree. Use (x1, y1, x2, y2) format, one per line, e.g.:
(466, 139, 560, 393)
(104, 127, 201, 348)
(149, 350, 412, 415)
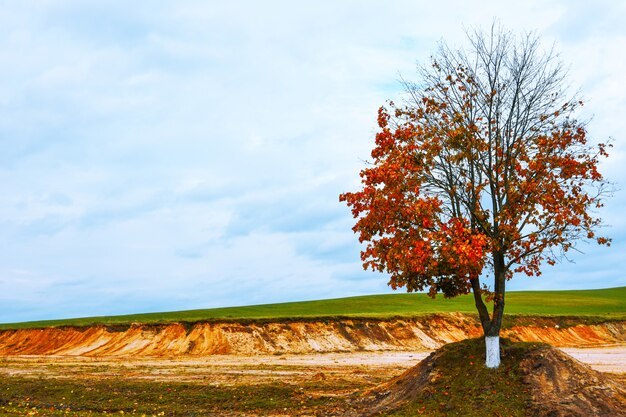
(340, 26, 611, 368)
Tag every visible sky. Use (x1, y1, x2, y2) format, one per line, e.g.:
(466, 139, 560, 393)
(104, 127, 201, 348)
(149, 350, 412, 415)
(1, 1, 625, 323)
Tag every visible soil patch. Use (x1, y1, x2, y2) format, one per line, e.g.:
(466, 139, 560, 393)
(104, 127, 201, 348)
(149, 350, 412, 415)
(0, 345, 624, 416)
(520, 345, 626, 416)
(1, 315, 624, 357)
(354, 338, 626, 417)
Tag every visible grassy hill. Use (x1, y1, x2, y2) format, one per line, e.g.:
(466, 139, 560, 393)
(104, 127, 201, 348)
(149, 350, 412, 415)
(1, 286, 625, 330)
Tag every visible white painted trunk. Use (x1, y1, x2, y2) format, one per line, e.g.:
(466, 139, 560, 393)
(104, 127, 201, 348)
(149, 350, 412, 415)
(485, 336, 500, 368)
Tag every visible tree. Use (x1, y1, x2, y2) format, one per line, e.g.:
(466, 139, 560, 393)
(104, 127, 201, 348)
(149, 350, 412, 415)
(340, 25, 611, 368)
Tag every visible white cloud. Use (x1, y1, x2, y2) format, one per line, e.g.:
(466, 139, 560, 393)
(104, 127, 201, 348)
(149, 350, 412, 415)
(0, 1, 624, 322)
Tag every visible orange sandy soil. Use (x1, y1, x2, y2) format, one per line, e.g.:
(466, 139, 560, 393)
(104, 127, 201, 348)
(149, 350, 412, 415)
(1, 315, 623, 390)
(1, 347, 624, 387)
(1, 314, 624, 356)
(0, 352, 426, 388)
(0, 341, 623, 416)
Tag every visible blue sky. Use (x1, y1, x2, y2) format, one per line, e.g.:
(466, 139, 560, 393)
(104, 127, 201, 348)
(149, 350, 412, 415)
(1, 1, 625, 323)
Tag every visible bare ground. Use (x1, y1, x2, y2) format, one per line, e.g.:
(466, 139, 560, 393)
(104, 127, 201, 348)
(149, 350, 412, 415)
(0, 345, 624, 416)
(1, 346, 623, 385)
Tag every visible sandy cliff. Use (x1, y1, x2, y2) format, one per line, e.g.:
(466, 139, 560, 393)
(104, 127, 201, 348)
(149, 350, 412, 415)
(0, 313, 623, 357)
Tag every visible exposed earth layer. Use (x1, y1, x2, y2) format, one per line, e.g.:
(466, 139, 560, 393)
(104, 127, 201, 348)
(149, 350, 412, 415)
(0, 313, 624, 357)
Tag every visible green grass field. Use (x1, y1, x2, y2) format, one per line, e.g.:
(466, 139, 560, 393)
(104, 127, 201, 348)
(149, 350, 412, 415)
(1, 286, 624, 330)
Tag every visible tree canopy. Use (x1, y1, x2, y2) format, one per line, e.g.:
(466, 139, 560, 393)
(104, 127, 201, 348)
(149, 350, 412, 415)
(340, 26, 611, 365)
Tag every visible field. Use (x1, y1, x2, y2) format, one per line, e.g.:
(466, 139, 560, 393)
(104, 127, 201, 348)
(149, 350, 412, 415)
(2, 286, 625, 330)
(0, 345, 624, 416)
(0, 351, 425, 416)
(1, 287, 625, 416)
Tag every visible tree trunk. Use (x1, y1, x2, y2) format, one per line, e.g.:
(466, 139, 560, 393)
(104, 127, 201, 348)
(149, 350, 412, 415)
(469, 252, 507, 368)
(485, 336, 500, 368)
(484, 251, 507, 368)
(470, 276, 491, 333)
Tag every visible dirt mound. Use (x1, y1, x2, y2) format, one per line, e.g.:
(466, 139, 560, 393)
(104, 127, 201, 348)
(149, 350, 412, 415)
(520, 345, 626, 416)
(0, 315, 624, 357)
(355, 338, 626, 417)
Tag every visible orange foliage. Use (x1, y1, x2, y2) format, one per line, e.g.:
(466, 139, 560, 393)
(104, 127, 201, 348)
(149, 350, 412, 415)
(340, 79, 610, 299)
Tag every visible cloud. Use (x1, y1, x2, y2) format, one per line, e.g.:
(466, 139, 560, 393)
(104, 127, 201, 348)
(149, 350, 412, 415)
(0, 1, 624, 323)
